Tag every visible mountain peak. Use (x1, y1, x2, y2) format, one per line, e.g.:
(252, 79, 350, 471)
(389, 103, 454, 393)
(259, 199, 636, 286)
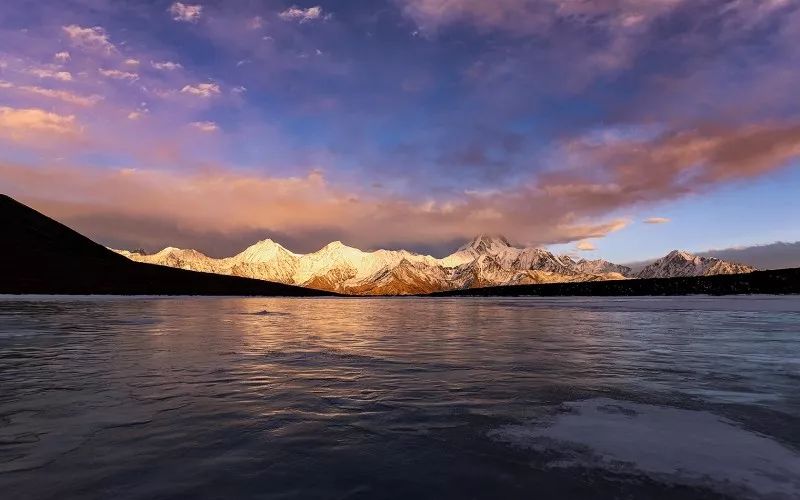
(234, 238, 297, 263)
(462, 234, 512, 253)
(315, 240, 363, 257)
(666, 250, 697, 260)
(323, 240, 347, 250)
(156, 246, 202, 257)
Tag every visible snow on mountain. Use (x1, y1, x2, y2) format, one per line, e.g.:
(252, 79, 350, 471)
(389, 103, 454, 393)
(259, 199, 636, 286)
(224, 239, 301, 284)
(637, 250, 756, 279)
(291, 241, 441, 292)
(113, 237, 756, 295)
(441, 234, 516, 267)
(571, 258, 633, 277)
(113, 247, 222, 274)
(230, 238, 299, 264)
(442, 235, 574, 274)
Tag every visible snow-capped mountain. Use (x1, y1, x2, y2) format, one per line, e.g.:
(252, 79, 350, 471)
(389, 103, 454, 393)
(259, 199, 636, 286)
(112, 236, 756, 295)
(637, 250, 756, 279)
(225, 239, 301, 284)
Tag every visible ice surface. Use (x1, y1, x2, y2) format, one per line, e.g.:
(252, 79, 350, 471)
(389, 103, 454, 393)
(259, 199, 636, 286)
(490, 398, 800, 499)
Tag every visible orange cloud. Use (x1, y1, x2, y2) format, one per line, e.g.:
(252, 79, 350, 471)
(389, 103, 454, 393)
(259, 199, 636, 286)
(0, 107, 80, 143)
(0, 161, 629, 252)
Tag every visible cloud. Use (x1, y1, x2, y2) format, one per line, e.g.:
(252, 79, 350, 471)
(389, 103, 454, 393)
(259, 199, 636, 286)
(169, 2, 203, 23)
(3, 118, 794, 253)
(576, 240, 596, 251)
(99, 68, 139, 81)
(0, 80, 102, 106)
(644, 217, 670, 224)
(151, 60, 182, 71)
(0, 162, 631, 254)
(0, 0, 791, 259)
(0, 107, 79, 143)
(127, 110, 147, 120)
(26, 68, 73, 81)
(398, 0, 797, 84)
(190, 120, 218, 132)
(54, 51, 71, 63)
(549, 121, 800, 216)
(398, 0, 682, 35)
(124, 58, 140, 66)
(62, 25, 116, 53)
(248, 16, 264, 30)
(279, 6, 326, 23)
(180, 83, 221, 97)
(699, 242, 800, 270)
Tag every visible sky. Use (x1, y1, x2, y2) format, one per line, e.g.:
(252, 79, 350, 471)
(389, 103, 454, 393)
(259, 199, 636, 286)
(0, 0, 799, 263)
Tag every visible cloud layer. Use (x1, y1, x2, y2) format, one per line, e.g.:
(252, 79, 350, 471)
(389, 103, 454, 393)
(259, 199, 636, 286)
(0, 0, 797, 255)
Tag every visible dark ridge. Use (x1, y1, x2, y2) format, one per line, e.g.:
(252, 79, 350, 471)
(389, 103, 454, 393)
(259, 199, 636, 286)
(426, 269, 800, 297)
(0, 194, 336, 296)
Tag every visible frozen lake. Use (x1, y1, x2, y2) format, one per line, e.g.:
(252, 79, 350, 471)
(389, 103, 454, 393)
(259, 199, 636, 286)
(1, 296, 798, 499)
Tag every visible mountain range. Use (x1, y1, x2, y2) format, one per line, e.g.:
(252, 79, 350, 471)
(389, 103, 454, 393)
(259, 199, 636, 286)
(114, 235, 757, 295)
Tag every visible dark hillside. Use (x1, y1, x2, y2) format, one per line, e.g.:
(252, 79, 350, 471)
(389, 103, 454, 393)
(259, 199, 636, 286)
(0, 194, 335, 296)
(428, 269, 800, 297)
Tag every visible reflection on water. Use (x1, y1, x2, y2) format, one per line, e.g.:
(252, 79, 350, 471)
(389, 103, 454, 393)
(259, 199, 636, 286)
(0, 296, 798, 499)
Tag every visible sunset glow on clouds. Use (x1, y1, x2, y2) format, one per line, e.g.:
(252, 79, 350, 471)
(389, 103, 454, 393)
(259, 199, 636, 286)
(0, 0, 799, 258)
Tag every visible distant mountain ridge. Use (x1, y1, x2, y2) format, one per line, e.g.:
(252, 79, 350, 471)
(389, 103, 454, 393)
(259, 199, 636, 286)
(114, 234, 757, 295)
(637, 250, 756, 279)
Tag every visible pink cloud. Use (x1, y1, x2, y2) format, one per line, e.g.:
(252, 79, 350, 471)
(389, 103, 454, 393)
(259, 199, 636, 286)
(0, 80, 103, 106)
(549, 121, 800, 215)
(190, 121, 218, 132)
(98, 68, 139, 81)
(279, 6, 327, 23)
(180, 83, 221, 97)
(2, 117, 796, 253)
(169, 2, 203, 23)
(26, 67, 73, 81)
(62, 25, 116, 53)
(0, 160, 630, 251)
